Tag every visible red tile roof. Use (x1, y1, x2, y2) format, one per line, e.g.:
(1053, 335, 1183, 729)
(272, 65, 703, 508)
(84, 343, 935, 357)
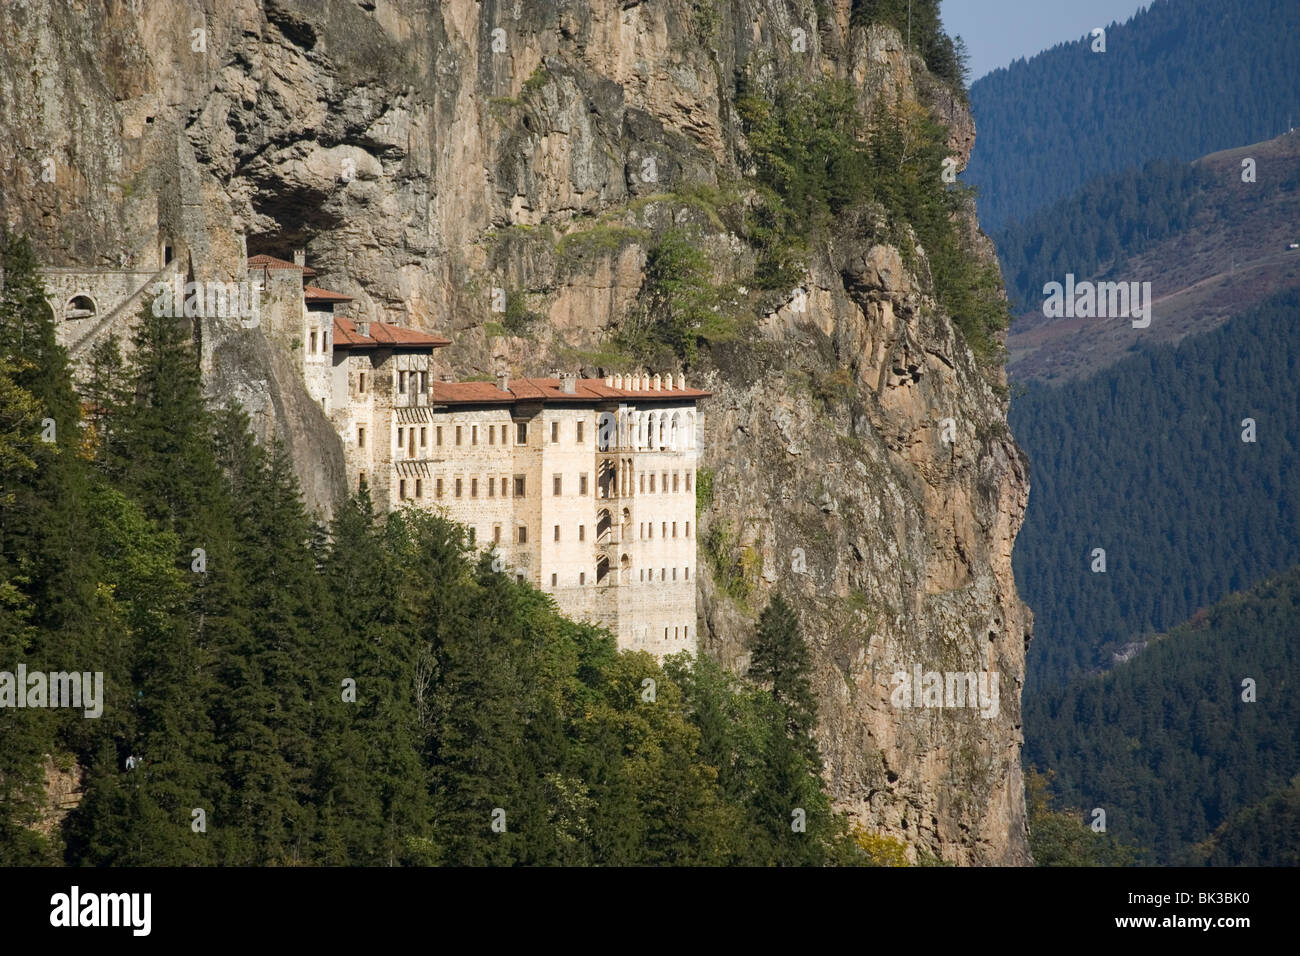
(247, 253, 317, 277)
(304, 284, 353, 302)
(333, 317, 450, 350)
(431, 377, 710, 406)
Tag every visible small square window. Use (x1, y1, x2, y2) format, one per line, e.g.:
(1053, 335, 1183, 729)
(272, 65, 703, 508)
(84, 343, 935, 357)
(551, 421, 559, 443)
(358, 426, 366, 448)
(579, 572, 585, 585)
(501, 424, 508, 444)
(397, 426, 405, 450)
(489, 426, 495, 446)
(686, 473, 692, 492)
(578, 525, 585, 542)
(554, 525, 560, 542)
(551, 573, 557, 587)
(399, 370, 407, 394)
(685, 567, 690, 580)
(516, 422, 528, 445)
(493, 525, 501, 544)
(579, 473, 588, 495)
(420, 426, 427, 447)
(436, 478, 444, 498)
(488, 476, 495, 497)
(649, 474, 656, 493)
(471, 478, 478, 498)
(673, 472, 679, 492)
(415, 478, 422, 498)
(436, 426, 443, 447)
(577, 421, 585, 443)
(672, 522, 677, 538)
(472, 425, 479, 445)
(553, 474, 562, 496)
(639, 474, 645, 494)
(399, 479, 406, 499)
(662, 522, 667, 538)
(514, 476, 526, 497)
(518, 525, 528, 544)
(455, 478, 463, 498)
(516, 573, 525, 584)
(686, 521, 691, 538)
(456, 425, 463, 446)
(359, 372, 367, 393)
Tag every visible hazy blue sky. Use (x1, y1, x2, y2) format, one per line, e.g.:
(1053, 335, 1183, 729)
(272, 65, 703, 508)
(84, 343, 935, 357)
(941, 0, 1151, 81)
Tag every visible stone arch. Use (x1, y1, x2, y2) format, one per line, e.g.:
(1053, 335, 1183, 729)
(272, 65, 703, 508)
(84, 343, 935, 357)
(65, 294, 97, 321)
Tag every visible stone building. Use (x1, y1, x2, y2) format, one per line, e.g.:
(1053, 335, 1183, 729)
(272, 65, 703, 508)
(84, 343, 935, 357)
(45, 240, 708, 656)
(418, 371, 708, 656)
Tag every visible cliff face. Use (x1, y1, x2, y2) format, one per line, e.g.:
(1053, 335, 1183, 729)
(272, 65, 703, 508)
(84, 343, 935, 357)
(0, 0, 1031, 863)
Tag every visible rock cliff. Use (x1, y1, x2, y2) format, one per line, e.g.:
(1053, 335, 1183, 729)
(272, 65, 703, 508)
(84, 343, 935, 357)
(0, 0, 1031, 864)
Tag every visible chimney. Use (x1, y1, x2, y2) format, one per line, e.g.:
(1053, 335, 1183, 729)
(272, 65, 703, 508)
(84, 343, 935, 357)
(662, 372, 673, 391)
(497, 371, 510, 392)
(614, 373, 624, 389)
(677, 372, 685, 390)
(653, 374, 662, 391)
(354, 317, 370, 337)
(560, 372, 577, 394)
(293, 249, 306, 267)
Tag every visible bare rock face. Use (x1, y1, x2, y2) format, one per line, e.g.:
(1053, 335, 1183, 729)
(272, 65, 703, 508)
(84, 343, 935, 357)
(0, 0, 1031, 864)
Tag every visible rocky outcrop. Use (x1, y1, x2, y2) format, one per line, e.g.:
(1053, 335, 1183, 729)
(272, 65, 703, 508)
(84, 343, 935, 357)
(0, 0, 1031, 863)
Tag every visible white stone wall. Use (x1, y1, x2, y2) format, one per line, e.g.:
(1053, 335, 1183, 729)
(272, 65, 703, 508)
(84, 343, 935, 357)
(324, 375, 702, 658)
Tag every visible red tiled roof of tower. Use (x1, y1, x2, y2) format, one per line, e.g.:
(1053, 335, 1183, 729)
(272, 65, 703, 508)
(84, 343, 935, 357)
(247, 253, 317, 276)
(431, 377, 710, 405)
(303, 285, 353, 302)
(332, 317, 450, 349)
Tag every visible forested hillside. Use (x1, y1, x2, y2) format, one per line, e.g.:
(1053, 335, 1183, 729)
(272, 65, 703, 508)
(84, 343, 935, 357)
(0, 233, 895, 867)
(1196, 779, 1300, 866)
(993, 158, 1215, 312)
(1024, 564, 1300, 864)
(965, 0, 1300, 230)
(1010, 288, 1300, 691)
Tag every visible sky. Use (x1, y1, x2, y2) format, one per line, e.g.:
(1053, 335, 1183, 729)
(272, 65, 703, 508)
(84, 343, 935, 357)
(941, 0, 1152, 81)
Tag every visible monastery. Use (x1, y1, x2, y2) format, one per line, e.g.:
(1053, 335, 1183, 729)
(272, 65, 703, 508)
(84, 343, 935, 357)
(47, 247, 708, 658)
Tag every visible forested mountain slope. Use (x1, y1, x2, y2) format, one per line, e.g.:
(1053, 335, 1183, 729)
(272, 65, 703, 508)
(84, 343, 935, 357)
(965, 0, 1300, 231)
(1025, 563, 1300, 864)
(1000, 132, 1300, 383)
(1010, 288, 1300, 691)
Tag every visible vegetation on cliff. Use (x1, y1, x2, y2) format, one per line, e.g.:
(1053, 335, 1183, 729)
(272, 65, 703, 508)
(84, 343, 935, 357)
(0, 233, 920, 865)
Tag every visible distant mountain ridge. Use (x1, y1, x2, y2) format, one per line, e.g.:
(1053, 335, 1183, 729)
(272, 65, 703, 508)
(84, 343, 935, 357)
(1003, 131, 1300, 383)
(965, 0, 1300, 232)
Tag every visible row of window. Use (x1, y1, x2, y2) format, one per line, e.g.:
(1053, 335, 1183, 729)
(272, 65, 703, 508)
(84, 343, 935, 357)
(350, 370, 431, 395)
(544, 568, 692, 586)
(398, 475, 532, 500)
(391, 471, 694, 500)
